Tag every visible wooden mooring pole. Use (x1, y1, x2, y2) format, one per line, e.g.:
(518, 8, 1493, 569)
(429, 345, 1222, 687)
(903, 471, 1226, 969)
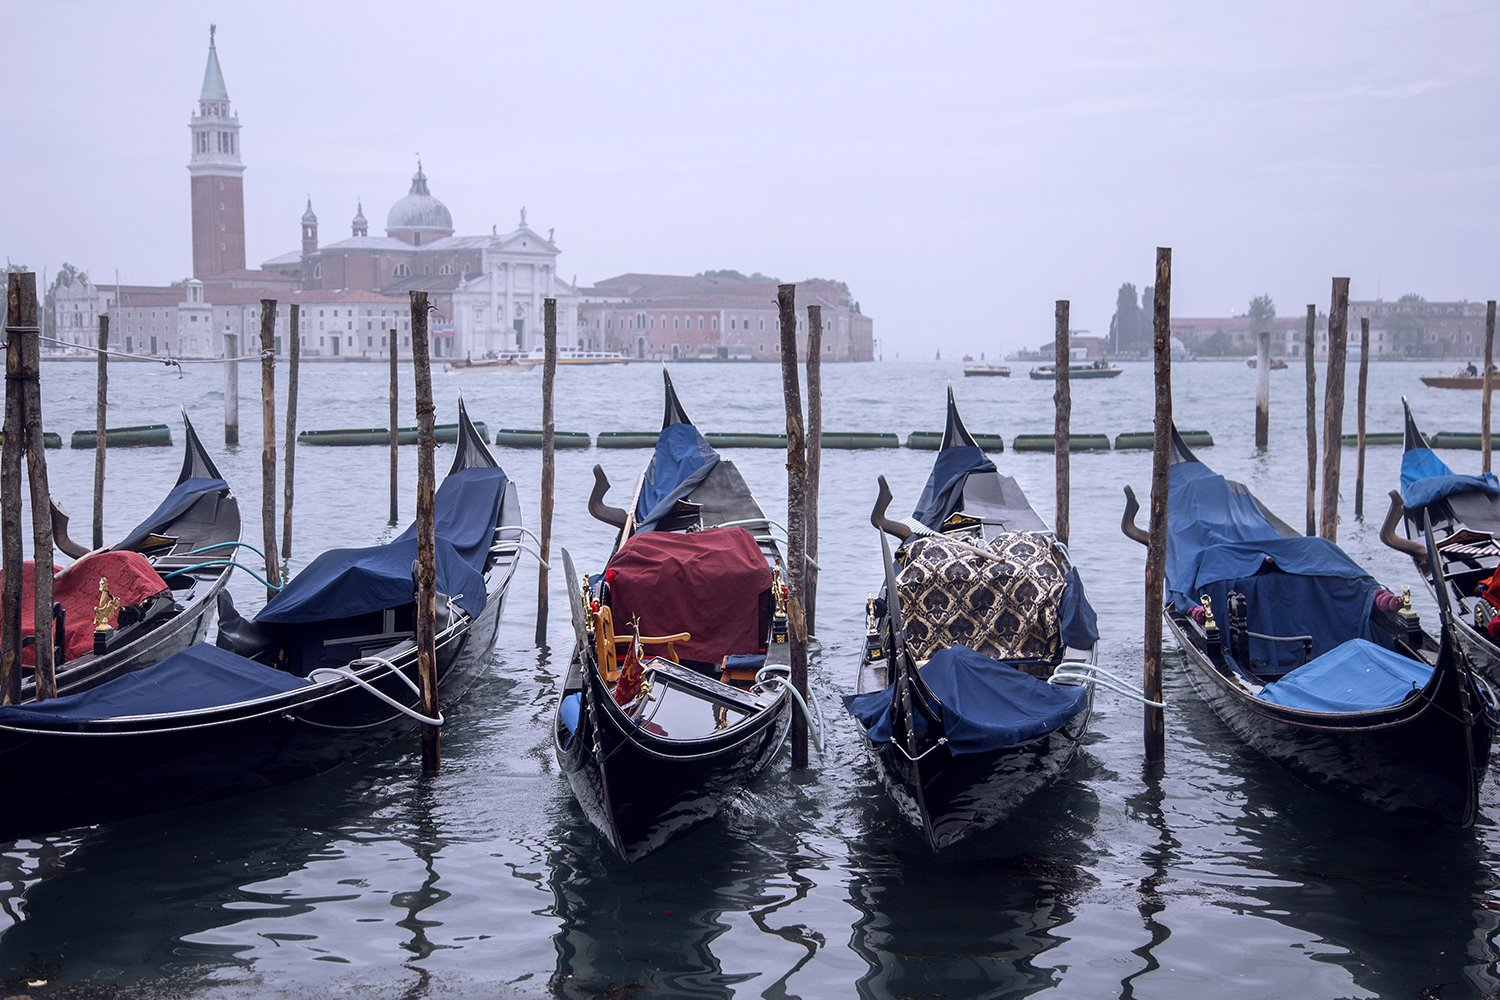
(259, 300, 281, 600)
(1054, 300, 1071, 544)
(389, 328, 399, 526)
(1303, 304, 1317, 536)
(410, 292, 441, 773)
(1255, 330, 1270, 451)
(10, 274, 57, 701)
(224, 329, 239, 447)
(1320, 278, 1350, 543)
(535, 297, 556, 647)
(1143, 248, 1172, 765)
(2, 276, 31, 704)
(805, 303, 823, 636)
(1484, 301, 1496, 474)
(777, 284, 809, 769)
(93, 313, 108, 550)
(1355, 317, 1369, 520)
(282, 304, 300, 562)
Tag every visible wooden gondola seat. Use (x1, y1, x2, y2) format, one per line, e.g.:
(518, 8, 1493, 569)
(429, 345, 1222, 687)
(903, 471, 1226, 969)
(593, 605, 690, 684)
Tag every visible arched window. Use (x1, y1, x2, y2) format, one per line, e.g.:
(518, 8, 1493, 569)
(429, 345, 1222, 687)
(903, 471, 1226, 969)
(440, 264, 454, 276)
(394, 263, 411, 278)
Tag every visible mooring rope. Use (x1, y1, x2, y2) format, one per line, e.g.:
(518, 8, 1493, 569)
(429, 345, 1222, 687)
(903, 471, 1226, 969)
(308, 656, 444, 727)
(36, 335, 273, 379)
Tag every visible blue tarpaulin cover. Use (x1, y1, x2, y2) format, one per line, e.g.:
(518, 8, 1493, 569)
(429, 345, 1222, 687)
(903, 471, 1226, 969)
(1257, 638, 1431, 712)
(256, 467, 505, 623)
(1059, 567, 1099, 649)
(843, 644, 1089, 755)
(1400, 446, 1500, 512)
(117, 477, 229, 552)
(1167, 460, 1382, 673)
(0, 644, 307, 726)
(634, 423, 720, 532)
(912, 445, 997, 530)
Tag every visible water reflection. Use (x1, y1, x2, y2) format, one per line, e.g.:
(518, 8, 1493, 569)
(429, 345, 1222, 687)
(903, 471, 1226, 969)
(844, 754, 1103, 998)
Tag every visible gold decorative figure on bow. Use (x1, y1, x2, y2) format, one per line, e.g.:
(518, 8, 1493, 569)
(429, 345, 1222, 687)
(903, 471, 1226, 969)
(94, 577, 122, 632)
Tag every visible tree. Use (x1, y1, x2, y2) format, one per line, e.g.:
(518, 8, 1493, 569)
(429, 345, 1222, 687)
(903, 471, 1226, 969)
(1111, 282, 1143, 355)
(1386, 293, 1428, 357)
(1247, 294, 1276, 333)
(1201, 330, 1233, 356)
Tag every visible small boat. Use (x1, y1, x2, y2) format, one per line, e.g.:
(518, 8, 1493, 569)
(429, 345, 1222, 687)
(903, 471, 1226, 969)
(0, 402, 523, 838)
(553, 370, 793, 861)
(298, 422, 489, 446)
(8, 412, 241, 700)
(1420, 368, 1493, 390)
(1381, 400, 1500, 679)
(1028, 360, 1122, 380)
(963, 364, 1011, 377)
(515, 347, 632, 366)
(445, 357, 532, 373)
(1246, 357, 1289, 370)
(845, 389, 1100, 849)
(1122, 427, 1495, 825)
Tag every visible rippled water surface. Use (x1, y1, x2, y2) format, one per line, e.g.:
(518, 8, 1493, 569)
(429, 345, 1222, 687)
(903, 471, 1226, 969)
(2, 358, 1496, 998)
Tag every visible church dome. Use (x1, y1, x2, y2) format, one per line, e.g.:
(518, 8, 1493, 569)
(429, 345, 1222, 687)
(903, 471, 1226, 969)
(386, 162, 453, 241)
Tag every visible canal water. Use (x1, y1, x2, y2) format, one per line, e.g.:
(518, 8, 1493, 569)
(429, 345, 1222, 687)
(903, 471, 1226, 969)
(0, 357, 1493, 998)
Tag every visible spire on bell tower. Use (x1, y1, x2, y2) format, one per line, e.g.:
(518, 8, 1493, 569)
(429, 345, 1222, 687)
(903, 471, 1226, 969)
(301, 197, 318, 259)
(188, 24, 246, 277)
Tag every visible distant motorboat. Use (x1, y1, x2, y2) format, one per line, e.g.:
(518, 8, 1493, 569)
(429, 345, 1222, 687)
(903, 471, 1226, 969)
(1028, 360, 1122, 380)
(1246, 357, 1289, 370)
(963, 364, 1011, 377)
(1421, 366, 1494, 390)
(516, 347, 632, 367)
(446, 357, 531, 373)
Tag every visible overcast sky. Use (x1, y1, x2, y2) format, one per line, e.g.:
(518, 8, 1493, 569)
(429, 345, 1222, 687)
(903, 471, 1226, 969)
(5, 1, 1497, 355)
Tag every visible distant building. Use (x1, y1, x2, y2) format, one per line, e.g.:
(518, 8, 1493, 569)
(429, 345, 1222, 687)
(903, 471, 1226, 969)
(188, 25, 245, 279)
(1173, 299, 1490, 360)
(574, 274, 873, 362)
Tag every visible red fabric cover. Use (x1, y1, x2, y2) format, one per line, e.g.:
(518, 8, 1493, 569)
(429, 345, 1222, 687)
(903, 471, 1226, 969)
(606, 526, 771, 665)
(5, 551, 168, 665)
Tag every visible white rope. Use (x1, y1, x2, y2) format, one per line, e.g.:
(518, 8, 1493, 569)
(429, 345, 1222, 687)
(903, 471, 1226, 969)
(753, 662, 826, 753)
(898, 517, 1009, 564)
(1049, 660, 1166, 708)
(307, 656, 444, 726)
(38, 335, 273, 379)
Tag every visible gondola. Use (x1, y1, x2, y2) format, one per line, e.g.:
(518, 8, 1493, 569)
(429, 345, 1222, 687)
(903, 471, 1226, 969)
(1381, 400, 1500, 678)
(9, 411, 241, 700)
(1122, 426, 1495, 825)
(554, 370, 793, 862)
(0, 402, 522, 838)
(845, 388, 1100, 850)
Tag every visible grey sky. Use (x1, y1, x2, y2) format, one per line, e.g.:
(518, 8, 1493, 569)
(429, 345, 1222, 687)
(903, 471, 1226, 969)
(5, 1, 1497, 355)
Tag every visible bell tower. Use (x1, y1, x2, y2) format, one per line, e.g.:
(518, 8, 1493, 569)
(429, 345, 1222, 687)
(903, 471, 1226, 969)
(188, 24, 246, 277)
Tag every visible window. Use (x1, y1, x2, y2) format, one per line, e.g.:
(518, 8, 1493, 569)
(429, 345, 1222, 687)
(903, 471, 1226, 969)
(413, 233, 421, 246)
(759, 318, 765, 331)
(394, 264, 411, 277)
(698, 317, 704, 331)
(440, 264, 453, 275)
(730, 319, 736, 330)
(711, 317, 718, 331)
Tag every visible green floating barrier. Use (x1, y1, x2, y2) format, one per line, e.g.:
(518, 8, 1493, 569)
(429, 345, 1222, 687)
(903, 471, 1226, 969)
(1015, 433, 1112, 453)
(492, 428, 590, 448)
(1431, 431, 1483, 450)
(1340, 432, 1404, 447)
(905, 431, 1006, 452)
(69, 424, 173, 449)
(820, 432, 901, 449)
(299, 421, 489, 447)
(0, 431, 61, 449)
(1114, 430, 1214, 450)
(596, 431, 659, 449)
(706, 432, 787, 448)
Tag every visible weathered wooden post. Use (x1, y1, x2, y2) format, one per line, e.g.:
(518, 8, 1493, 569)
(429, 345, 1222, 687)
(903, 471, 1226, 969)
(1355, 317, 1370, 520)
(1303, 304, 1317, 536)
(14, 274, 56, 700)
(777, 283, 810, 768)
(389, 328, 399, 526)
(1054, 300, 1071, 544)
(1, 277, 29, 704)
(282, 304, 300, 562)
(1255, 330, 1270, 451)
(535, 297, 557, 647)
(805, 303, 823, 635)
(1485, 301, 1496, 474)
(224, 328, 239, 447)
(409, 292, 441, 772)
(1320, 278, 1350, 543)
(1143, 248, 1172, 765)
(93, 313, 108, 550)
(259, 300, 281, 599)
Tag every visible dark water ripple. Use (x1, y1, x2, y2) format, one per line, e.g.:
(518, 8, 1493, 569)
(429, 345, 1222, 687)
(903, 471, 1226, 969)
(1, 358, 1496, 997)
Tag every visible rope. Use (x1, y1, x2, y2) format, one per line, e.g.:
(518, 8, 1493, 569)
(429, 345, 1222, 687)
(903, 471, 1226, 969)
(160, 559, 283, 591)
(190, 540, 267, 560)
(307, 656, 443, 726)
(897, 517, 1009, 564)
(39, 334, 274, 379)
(753, 662, 826, 753)
(1049, 660, 1167, 708)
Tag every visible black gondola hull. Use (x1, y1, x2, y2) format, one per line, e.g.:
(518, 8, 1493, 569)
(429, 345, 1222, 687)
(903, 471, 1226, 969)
(866, 691, 1093, 850)
(556, 655, 791, 862)
(1165, 610, 1492, 825)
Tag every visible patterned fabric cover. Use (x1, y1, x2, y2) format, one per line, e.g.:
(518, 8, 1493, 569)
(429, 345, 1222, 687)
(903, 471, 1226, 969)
(897, 531, 1065, 666)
